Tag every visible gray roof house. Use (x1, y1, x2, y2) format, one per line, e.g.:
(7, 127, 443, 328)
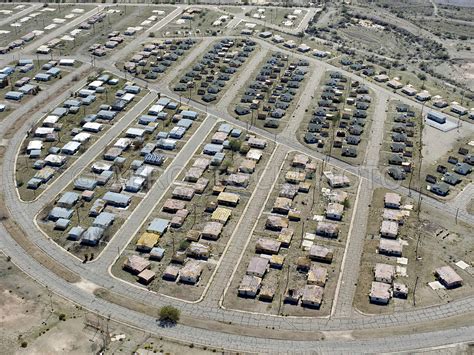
(93, 212, 115, 229)
(103, 192, 131, 207)
(81, 226, 105, 246)
(48, 207, 73, 221)
(57, 191, 80, 208)
(67, 226, 85, 241)
(147, 218, 169, 235)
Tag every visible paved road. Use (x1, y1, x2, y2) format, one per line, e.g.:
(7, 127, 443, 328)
(0, 18, 473, 353)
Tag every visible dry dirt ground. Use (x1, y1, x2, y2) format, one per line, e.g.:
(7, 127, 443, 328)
(0, 253, 229, 355)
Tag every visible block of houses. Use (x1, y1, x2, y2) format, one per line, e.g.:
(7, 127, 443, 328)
(434, 266, 463, 289)
(369, 281, 391, 304)
(380, 220, 399, 239)
(301, 285, 324, 308)
(246, 256, 269, 278)
(307, 266, 328, 287)
(238, 275, 262, 298)
(374, 263, 395, 284)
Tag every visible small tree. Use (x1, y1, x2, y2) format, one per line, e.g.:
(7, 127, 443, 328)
(159, 306, 180, 325)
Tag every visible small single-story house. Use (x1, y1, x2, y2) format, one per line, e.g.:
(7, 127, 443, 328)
(435, 266, 463, 289)
(374, 263, 395, 284)
(369, 281, 391, 305)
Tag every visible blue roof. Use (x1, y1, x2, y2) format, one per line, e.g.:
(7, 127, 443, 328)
(147, 218, 169, 234)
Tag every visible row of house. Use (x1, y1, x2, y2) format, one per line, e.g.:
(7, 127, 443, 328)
(26, 74, 139, 191)
(304, 71, 372, 160)
(234, 52, 309, 129)
(123, 39, 196, 79)
(174, 38, 256, 103)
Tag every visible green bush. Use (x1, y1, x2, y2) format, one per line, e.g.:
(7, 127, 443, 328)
(159, 306, 180, 324)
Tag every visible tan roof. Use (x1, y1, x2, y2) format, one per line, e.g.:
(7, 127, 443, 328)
(217, 191, 240, 205)
(162, 198, 186, 212)
(211, 207, 232, 223)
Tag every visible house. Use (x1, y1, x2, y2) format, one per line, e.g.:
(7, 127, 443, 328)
(57, 191, 80, 208)
(369, 281, 391, 304)
(442, 172, 461, 186)
(67, 226, 84, 241)
(301, 285, 324, 308)
(393, 283, 408, 299)
(163, 265, 180, 281)
(48, 207, 73, 221)
(93, 212, 115, 229)
(265, 215, 289, 231)
(379, 239, 403, 257)
(384, 192, 401, 209)
(217, 192, 240, 207)
(238, 275, 262, 298)
(248, 137, 267, 149)
(187, 242, 210, 259)
(211, 207, 232, 224)
(123, 255, 150, 275)
(308, 245, 333, 263)
(201, 221, 223, 240)
(255, 237, 281, 254)
(162, 199, 186, 213)
(272, 197, 292, 214)
(136, 232, 160, 252)
(374, 263, 395, 284)
(81, 226, 105, 246)
(451, 104, 467, 116)
(307, 266, 328, 287)
(225, 173, 250, 187)
(61, 141, 81, 155)
(435, 266, 463, 288)
(172, 186, 195, 201)
(279, 183, 298, 199)
(380, 220, 399, 239)
(388, 167, 406, 180)
(326, 203, 344, 220)
(179, 260, 203, 284)
(325, 172, 350, 188)
(429, 182, 450, 196)
(454, 162, 471, 176)
(426, 111, 446, 124)
(103, 192, 131, 207)
(246, 256, 269, 278)
(147, 218, 169, 235)
(149, 247, 165, 261)
(316, 222, 339, 238)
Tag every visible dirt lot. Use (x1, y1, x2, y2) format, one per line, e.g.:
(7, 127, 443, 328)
(224, 151, 358, 317)
(113, 122, 275, 302)
(353, 187, 474, 315)
(0, 253, 220, 354)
